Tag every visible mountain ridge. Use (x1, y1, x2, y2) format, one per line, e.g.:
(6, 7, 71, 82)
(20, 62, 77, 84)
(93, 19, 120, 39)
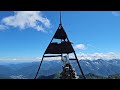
(0, 59, 120, 79)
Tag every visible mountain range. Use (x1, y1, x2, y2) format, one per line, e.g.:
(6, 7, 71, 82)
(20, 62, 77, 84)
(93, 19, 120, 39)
(0, 59, 120, 79)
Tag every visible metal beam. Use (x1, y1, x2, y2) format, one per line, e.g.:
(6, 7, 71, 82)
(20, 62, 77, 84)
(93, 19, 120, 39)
(69, 58, 77, 60)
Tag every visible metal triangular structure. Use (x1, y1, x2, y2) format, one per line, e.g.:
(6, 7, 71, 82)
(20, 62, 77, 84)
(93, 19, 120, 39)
(34, 12, 86, 79)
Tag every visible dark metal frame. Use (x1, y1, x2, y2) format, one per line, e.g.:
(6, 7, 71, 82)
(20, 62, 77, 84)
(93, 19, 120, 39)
(34, 12, 86, 79)
(34, 30, 86, 79)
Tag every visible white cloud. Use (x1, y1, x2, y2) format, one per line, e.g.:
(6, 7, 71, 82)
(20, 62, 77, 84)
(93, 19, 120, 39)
(0, 11, 51, 32)
(0, 25, 7, 30)
(0, 56, 60, 62)
(112, 11, 120, 16)
(0, 52, 120, 62)
(35, 57, 41, 60)
(0, 57, 36, 62)
(77, 52, 120, 60)
(74, 44, 87, 50)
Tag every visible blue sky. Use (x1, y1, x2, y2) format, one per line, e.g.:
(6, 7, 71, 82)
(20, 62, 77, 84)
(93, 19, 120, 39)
(0, 11, 120, 61)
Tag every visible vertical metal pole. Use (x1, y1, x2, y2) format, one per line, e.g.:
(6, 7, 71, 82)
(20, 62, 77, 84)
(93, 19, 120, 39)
(34, 38, 54, 79)
(34, 55, 44, 79)
(66, 37, 86, 79)
(61, 39, 63, 62)
(60, 11, 62, 25)
(73, 51, 86, 79)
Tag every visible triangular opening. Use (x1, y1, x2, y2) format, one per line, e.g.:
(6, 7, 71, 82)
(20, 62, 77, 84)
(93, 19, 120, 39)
(53, 25, 67, 39)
